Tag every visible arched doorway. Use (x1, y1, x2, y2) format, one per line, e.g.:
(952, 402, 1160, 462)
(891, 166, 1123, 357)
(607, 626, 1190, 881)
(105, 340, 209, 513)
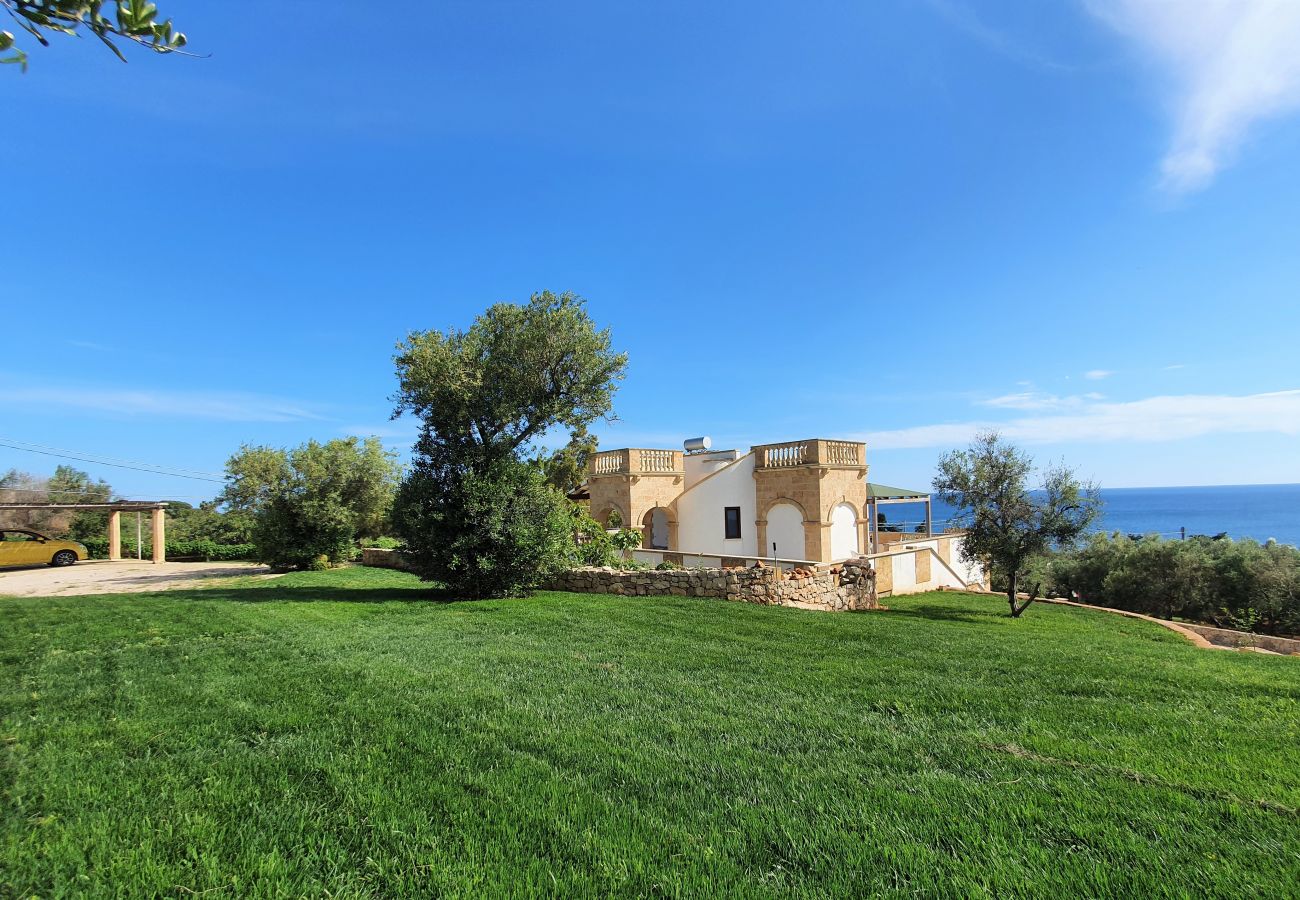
(642, 507, 670, 550)
(830, 502, 859, 560)
(766, 502, 805, 561)
(595, 504, 625, 529)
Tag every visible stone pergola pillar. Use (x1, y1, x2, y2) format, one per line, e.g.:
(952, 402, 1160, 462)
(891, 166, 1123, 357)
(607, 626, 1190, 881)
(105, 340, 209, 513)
(108, 510, 122, 561)
(151, 507, 166, 564)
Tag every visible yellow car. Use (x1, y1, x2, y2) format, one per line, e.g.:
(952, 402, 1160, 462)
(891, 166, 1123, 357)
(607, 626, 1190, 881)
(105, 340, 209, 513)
(0, 530, 88, 568)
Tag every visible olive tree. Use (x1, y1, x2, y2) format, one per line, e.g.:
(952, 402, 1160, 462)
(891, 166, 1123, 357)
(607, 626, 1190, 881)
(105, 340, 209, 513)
(2, 1, 189, 71)
(934, 431, 1101, 617)
(391, 291, 627, 597)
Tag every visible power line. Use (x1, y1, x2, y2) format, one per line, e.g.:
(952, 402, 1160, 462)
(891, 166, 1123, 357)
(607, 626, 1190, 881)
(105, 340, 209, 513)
(0, 487, 113, 497)
(0, 437, 225, 479)
(0, 439, 226, 483)
(0, 487, 213, 501)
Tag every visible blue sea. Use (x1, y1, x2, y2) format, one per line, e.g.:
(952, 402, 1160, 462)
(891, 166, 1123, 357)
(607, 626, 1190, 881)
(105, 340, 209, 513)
(894, 484, 1300, 548)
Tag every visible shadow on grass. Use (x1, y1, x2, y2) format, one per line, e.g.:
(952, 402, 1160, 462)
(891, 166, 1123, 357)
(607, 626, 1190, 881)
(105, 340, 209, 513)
(174, 584, 470, 605)
(880, 603, 999, 624)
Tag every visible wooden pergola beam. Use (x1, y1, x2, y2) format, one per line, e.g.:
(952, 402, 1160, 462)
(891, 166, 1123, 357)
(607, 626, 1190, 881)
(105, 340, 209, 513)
(0, 503, 169, 511)
(0, 502, 170, 563)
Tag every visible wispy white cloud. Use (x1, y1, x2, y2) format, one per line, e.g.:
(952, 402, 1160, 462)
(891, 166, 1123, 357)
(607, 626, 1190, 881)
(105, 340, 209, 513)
(342, 423, 418, 441)
(981, 392, 1080, 411)
(980, 391, 1109, 411)
(923, 0, 1072, 71)
(66, 339, 115, 352)
(0, 384, 324, 422)
(1084, 369, 1113, 381)
(1164, 363, 1187, 370)
(1088, 0, 1300, 192)
(859, 389, 1300, 449)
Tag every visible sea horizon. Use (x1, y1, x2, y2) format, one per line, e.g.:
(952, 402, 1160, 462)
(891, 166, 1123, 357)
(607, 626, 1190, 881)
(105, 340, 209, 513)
(888, 482, 1300, 549)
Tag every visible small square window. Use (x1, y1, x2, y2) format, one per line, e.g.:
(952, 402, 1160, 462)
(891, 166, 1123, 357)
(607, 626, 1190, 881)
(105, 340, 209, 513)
(724, 507, 742, 540)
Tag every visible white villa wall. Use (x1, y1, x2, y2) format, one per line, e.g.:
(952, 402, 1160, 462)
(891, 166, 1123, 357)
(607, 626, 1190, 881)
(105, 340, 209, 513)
(890, 536, 984, 587)
(891, 553, 918, 591)
(632, 549, 723, 568)
(676, 452, 757, 557)
(683, 449, 740, 490)
(948, 539, 985, 585)
(870, 536, 988, 597)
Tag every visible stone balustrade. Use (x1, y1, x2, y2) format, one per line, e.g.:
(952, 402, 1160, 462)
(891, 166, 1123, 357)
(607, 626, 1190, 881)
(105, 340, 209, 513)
(588, 448, 684, 476)
(752, 439, 865, 469)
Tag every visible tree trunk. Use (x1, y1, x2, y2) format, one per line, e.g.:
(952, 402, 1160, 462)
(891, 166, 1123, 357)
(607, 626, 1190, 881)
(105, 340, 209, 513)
(1010, 581, 1040, 618)
(1006, 572, 1018, 617)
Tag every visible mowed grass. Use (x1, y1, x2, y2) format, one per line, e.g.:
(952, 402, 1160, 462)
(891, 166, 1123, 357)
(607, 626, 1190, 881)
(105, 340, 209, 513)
(2, 568, 1298, 897)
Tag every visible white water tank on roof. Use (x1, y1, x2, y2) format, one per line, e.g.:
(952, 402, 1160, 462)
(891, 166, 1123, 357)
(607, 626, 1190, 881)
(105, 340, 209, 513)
(683, 436, 712, 453)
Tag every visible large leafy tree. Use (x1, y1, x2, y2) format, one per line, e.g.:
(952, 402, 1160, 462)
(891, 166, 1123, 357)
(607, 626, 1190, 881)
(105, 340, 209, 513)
(216, 444, 293, 543)
(2, 1, 188, 71)
(48, 465, 114, 541)
(220, 437, 401, 569)
(0, 466, 113, 537)
(934, 431, 1102, 618)
(392, 292, 627, 597)
(393, 291, 627, 468)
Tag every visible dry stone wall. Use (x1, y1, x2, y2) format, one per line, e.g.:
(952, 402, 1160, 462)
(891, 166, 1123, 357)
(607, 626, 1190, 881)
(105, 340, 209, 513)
(546, 559, 878, 612)
(361, 547, 418, 572)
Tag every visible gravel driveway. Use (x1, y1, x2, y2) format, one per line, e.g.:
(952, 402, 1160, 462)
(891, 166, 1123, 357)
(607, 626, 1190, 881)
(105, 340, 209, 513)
(0, 560, 277, 598)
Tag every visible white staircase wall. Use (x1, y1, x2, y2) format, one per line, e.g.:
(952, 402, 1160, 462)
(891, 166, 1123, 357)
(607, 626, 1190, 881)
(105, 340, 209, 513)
(676, 452, 757, 557)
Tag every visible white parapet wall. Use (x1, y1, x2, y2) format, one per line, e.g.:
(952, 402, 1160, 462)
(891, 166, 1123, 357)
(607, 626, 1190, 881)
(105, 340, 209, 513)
(867, 534, 988, 596)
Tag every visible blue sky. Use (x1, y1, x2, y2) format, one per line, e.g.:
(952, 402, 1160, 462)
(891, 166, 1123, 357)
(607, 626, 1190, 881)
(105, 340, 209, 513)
(3, 0, 1299, 502)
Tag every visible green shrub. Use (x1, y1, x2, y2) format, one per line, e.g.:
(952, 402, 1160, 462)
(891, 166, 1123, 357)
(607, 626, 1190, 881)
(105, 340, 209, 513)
(393, 456, 573, 599)
(571, 508, 642, 568)
(79, 538, 256, 561)
(360, 536, 403, 550)
(1046, 533, 1300, 635)
(655, 560, 682, 571)
(253, 495, 355, 571)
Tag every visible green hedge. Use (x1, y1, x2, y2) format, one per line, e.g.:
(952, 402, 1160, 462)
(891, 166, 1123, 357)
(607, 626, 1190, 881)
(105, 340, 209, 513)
(81, 538, 256, 562)
(1045, 534, 1300, 636)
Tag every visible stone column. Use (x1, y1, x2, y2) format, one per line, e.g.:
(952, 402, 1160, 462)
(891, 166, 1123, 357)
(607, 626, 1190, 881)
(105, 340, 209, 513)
(151, 507, 166, 564)
(803, 520, 822, 562)
(108, 510, 121, 561)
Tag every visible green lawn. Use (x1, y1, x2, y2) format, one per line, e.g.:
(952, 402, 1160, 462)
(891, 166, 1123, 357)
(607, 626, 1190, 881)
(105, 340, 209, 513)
(2, 568, 1297, 897)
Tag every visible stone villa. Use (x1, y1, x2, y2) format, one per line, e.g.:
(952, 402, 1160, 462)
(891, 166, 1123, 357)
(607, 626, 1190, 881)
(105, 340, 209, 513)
(579, 438, 933, 565)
